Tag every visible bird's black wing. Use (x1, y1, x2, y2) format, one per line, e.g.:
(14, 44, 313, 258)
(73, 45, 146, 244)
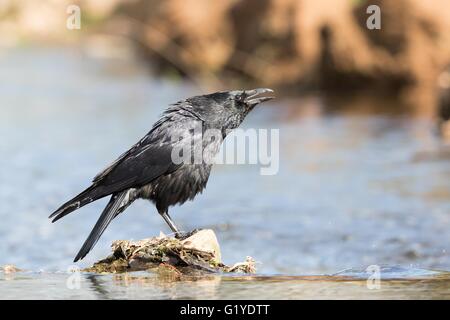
(49, 132, 178, 222)
(92, 124, 168, 184)
(50, 101, 203, 222)
(92, 101, 203, 184)
(95, 138, 178, 190)
(92, 134, 150, 183)
(92, 110, 193, 191)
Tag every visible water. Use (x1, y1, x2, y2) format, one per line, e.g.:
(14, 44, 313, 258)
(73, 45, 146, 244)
(1, 267, 449, 299)
(0, 46, 449, 299)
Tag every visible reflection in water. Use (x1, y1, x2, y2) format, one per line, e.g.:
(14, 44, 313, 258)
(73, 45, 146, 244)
(111, 273, 222, 299)
(86, 274, 110, 299)
(1, 268, 449, 299)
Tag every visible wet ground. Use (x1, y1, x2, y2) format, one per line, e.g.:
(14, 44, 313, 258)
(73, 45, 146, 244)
(0, 46, 449, 299)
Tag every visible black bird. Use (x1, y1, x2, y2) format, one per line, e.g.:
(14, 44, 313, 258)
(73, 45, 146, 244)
(50, 88, 274, 262)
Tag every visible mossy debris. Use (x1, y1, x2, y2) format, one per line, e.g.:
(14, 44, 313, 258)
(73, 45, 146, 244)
(83, 229, 256, 275)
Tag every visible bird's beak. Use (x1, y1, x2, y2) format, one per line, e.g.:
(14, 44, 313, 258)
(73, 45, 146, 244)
(244, 88, 275, 106)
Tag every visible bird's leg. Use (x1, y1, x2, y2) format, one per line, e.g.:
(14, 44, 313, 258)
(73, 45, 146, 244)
(159, 209, 201, 240)
(174, 229, 201, 240)
(159, 210, 180, 234)
(177, 228, 202, 239)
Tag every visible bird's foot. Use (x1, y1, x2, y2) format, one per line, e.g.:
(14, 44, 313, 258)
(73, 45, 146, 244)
(175, 228, 202, 240)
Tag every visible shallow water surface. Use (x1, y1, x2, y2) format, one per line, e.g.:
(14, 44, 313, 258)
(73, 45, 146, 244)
(0, 46, 449, 298)
(1, 267, 449, 299)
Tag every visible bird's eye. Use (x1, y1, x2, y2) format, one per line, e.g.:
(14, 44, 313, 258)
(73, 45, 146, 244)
(236, 93, 245, 103)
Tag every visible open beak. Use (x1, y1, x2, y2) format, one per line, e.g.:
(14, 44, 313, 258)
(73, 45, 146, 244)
(244, 88, 275, 106)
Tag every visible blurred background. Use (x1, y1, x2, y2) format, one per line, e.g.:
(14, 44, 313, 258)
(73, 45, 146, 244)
(0, 0, 449, 275)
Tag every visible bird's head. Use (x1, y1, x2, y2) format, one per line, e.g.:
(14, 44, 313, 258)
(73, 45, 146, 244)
(226, 88, 275, 111)
(188, 88, 275, 130)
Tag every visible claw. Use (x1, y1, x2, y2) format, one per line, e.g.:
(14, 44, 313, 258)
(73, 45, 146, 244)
(175, 228, 202, 240)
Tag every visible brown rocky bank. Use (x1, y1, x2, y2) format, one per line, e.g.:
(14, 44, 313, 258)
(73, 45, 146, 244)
(106, 0, 450, 115)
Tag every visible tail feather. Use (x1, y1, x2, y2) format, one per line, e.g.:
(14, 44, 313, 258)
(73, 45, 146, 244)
(73, 191, 129, 262)
(49, 185, 106, 222)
